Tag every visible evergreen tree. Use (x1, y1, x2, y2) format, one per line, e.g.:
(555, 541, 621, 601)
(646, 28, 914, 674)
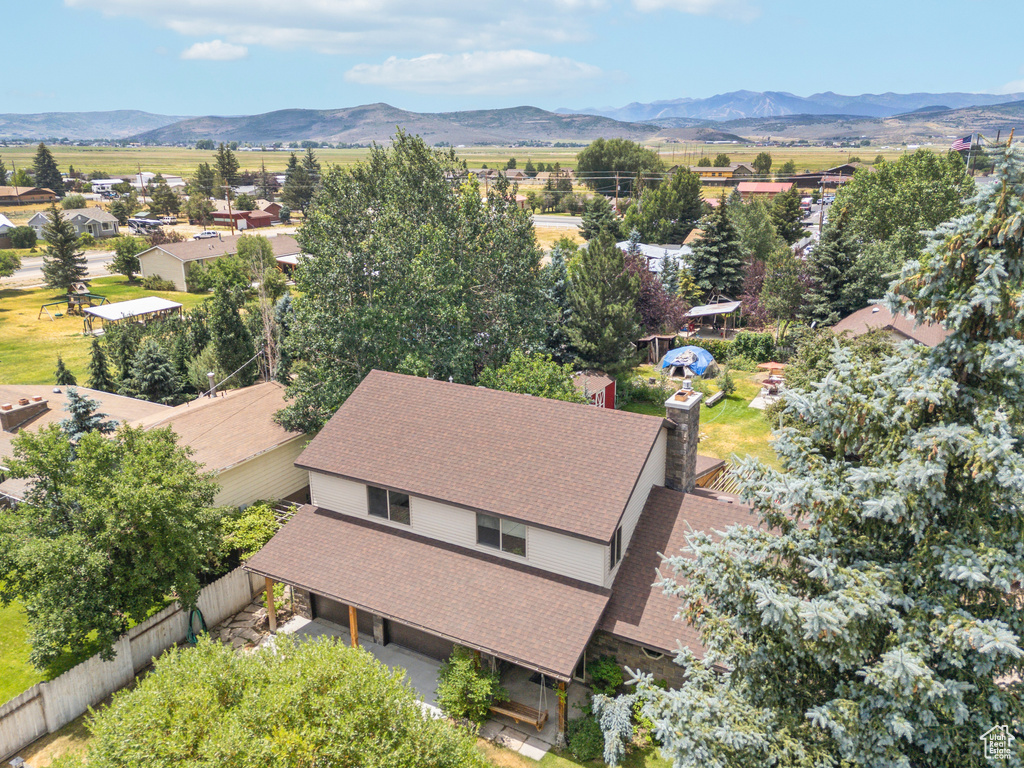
(687, 195, 745, 299)
(541, 242, 575, 364)
(105, 322, 143, 388)
(281, 153, 314, 214)
(40, 205, 87, 289)
(579, 194, 621, 241)
(54, 355, 76, 386)
(565, 233, 642, 375)
(301, 147, 321, 186)
(804, 209, 860, 324)
(273, 293, 295, 383)
(149, 181, 180, 216)
(214, 143, 240, 195)
(60, 387, 117, 444)
(257, 160, 275, 201)
(32, 143, 64, 196)
(596, 145, 1024, 768)
(660, 250, 681, 297)
(192, 162, 216, 198)
(127, 339, 180, 404)
(0, 155, 8, 186)
(524, 158, 536, 177)
(770, 185, 804, 244)
(209, 284, 256, 387)
(86, 337, 115, 392)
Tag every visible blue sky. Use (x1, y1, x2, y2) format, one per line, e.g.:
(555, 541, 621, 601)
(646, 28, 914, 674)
(5, 0, 1023, 116)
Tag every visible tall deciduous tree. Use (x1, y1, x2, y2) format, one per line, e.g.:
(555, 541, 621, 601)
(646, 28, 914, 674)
(576, 138, 664, 196)
(759, 245, 805, 339)
(0, 425, 220, 667)
(565, 233, 642, 375)
(730, 197, 786, 262)
(623, 167, 703, 244)
(752, 151, 772, 176)
(33, 142, 64, 196)
(111, 235, 146, 281)
(712, 153, 731, 167)
(769, 185, 804, 244)
(596, 146, 1024, 768)
(279, 131, 546, 432)
(41, 204, 87, 289)
(210, 284, 257, 388)
(687, 196, 746, 299)
(56, 635, 488, 768)
(0, 250, 20, 278)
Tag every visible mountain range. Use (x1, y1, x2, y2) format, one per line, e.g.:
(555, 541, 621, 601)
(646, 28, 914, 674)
(0, 91, 1021, 144)
(562, 90, 1024, 122)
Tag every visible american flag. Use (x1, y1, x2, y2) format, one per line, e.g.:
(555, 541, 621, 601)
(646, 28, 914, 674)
(951, 135, 973, 151)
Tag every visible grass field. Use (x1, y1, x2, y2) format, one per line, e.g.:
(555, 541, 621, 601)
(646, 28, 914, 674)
(623, 369, 778, 469)
(0, 143, 931, 183)
(0, 276, 209, 385)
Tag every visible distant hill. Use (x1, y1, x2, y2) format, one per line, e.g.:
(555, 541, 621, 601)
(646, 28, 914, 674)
(127, 104, 659, 145)
(0, 110, 190, 140)
(565, 91, 1024, 122)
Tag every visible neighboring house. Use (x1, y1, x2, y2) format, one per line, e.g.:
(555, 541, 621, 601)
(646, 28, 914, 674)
(0, 187, 58, 205)
(683, 228, 704, 245)
(137, 232, 301, 291)
(245, 371, 750, 734)
(209, 209, 274, 230)
(134, 382, 308, 508)
(27, 207, 120, 240)
(131, 172, 186, 190)
(615, 241, 691, 273)
(501, 169, 529, 181)
(737, 181, 794, 200)
(0, 385, 170, 505)
(213, 199, 282, 223)
(90, 178, 127, 193)
(0, 213, 13, 249)
(833, 303, 950, 347)
(572, 371, 616, 409)
(688, 163, 754, 185)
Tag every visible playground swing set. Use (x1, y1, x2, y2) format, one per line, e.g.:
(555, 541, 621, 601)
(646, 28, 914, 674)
(38, 286, 109, 321)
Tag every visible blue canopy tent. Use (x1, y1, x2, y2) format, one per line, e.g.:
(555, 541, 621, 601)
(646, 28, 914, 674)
(660, 346, 716, 376)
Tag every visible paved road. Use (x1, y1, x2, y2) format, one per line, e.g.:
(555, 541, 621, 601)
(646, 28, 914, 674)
(532, 214, 582, 228)
(4, 249, 115, 289)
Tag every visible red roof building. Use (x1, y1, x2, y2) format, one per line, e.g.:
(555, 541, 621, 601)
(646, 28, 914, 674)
(737, 181, 794, 200)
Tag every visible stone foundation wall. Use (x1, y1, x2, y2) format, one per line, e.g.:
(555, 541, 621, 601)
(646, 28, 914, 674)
(586, 632, 687, 688)
(292, 588, 312, 619)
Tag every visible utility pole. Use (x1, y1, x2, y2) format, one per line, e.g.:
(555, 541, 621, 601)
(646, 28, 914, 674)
(137, 164, 147, 207)
(223, 185, 236, 235)
(614, 172, 619, 214)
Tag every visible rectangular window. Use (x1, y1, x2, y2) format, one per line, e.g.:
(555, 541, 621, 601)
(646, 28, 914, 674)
(610, 526, 623, 569)
(367, 485, 410, 525)
(477, 512, 526, 557)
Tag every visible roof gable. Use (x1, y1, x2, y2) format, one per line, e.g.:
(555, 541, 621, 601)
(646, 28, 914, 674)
(297, 370, 666, 542)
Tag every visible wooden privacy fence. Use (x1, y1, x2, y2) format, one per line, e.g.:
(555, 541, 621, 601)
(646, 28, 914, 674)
(0, 567, 263, 761)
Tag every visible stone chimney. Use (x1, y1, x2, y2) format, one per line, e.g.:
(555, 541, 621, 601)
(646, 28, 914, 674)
(0, 397, 49, 433)
(664, 386, 702, 493)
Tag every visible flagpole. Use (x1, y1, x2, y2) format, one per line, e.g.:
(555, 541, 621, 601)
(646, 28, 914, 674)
(963, 133, 974, 177)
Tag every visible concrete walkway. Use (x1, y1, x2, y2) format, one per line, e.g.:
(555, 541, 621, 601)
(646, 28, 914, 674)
(278, 617, 557, 759)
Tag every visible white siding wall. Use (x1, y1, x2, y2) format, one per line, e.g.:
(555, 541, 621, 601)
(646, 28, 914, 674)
(308, 471, 608, 585)
(606, 428, 667, 587)
(214, 438, 309, 508)
(139, 250, 187, 291)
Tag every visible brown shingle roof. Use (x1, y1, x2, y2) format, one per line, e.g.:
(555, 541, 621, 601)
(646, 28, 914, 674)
(139, 233, 300, 264)
(245, 506, 609, 680)
(135, 382, 301, 473)
(0, 385, 170, 501)
(600, 485, 755, 656)
(297, 371, 666, 543)
(571, 371, 614, 396)
(833, 304, 950, 347)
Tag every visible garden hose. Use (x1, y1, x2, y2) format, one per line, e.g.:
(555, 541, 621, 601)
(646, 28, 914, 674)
(186, 606, 208, 644)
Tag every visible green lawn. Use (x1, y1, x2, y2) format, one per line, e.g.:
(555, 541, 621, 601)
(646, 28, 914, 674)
(0, 275, 209, 386)
(623, 370, 779, 470)
(479, 739, 670, 768)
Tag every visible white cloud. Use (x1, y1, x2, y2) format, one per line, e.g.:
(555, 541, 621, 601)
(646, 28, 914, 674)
(996, 78, 1024, 95)
(180, 39, 248, 61)
(345, 50, 606, 95)
(632, 0, 759, 21)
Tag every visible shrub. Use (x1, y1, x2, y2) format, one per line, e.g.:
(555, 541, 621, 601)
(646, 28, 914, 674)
(279, 205, 291, 223)
(619, 374, 674, 406)
(731, 330, 775, 363)
(141, 274, 176, 291)
(10, 226, 36, 249)
(567, 714, 605, 761)
(61, 193, 87, 210)
(588, 654, 623, 696)
(726, 353, 757, 372)
(686, 337, 732, 362)
(717, 365, 736, 396)
(78, 232, 96, 248)
(222, 502, 281, 561)
(436, 645, 508, 724)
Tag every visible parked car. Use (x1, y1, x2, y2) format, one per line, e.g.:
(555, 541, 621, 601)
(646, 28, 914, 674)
(192, 230, 219, 240)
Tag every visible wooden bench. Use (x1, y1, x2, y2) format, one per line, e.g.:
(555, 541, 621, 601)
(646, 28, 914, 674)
(704, 390, 725, 406)
(488, 699, 549, 731)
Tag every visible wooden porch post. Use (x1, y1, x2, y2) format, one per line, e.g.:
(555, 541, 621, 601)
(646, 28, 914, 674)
(348, 605, 359, 648)
(558, 681, 567, 734)
(265, 577, 277, 633)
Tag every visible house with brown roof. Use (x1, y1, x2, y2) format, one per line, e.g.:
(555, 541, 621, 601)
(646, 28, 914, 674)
(0, 187, 58, 205)
(245, 370, 752, 735)
(833, 303, 950, 347)
(137, 233, 301, 291)
(134, 381, 309, 508)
